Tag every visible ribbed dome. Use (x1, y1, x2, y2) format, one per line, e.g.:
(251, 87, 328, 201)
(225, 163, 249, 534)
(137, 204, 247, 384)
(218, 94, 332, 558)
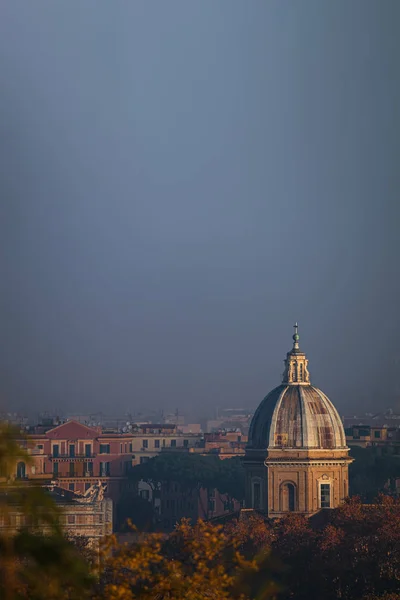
(248, 384, 346, 449)
(248, 325, 347, 450)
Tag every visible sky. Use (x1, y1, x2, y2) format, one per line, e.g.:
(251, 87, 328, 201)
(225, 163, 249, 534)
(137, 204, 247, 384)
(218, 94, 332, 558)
(1, 1, 399, 419)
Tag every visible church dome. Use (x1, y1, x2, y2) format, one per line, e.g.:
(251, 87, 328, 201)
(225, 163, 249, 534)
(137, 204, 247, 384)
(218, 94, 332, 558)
(248, 325, 346, 450)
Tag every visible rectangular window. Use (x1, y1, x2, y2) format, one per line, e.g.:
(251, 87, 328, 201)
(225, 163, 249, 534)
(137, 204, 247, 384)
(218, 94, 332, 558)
(142, 440, 148, 449)
(53, 462, 58, 476)
(120, 443, 123, 453)
(69, 463, 75, 477)
(37, 444, 43, 450)
(140, 489, 150, 500)
(69, 445, 75, 458)
(154, 440, 160, 449)
(67, 514, 75, 524)
(100, 462, 110, 477)
(86, 462, 93, 476)
(253, 482, 261, 510)
(99, 444, 110, 454)
(183, 439, 189, 448)
(85, 444, 91, 457)
(171, 439, 176, 448)
(53, 445, 59, 458)
(320, 483, 331, 508)
(68, 483, 75, 492)
(374, 430, 381, 439)
(129, 443, 133, 453)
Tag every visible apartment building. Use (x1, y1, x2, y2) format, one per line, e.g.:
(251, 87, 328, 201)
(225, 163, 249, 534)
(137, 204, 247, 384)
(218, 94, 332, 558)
(17, 420, 203, 504)
(345, 425, 400, 449)
(0, 481, 112, 549)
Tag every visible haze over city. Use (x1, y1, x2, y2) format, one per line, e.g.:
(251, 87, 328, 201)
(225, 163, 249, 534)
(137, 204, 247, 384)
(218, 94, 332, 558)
(1, 1, 399, 417)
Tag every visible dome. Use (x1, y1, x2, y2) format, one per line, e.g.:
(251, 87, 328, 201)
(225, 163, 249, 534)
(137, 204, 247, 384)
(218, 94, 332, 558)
(248, 325, 347, 450)
(249, 383, 346, 449)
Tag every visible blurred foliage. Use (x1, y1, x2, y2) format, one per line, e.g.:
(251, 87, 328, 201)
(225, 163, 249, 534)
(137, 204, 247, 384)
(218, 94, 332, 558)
(0, 422, 93, 599)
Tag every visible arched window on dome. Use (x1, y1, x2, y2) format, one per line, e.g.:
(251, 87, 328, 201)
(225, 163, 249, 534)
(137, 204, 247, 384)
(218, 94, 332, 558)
(280, 482, 296, 512)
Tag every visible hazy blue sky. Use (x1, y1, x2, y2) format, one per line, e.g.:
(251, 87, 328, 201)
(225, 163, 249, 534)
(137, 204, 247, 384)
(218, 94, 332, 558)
(1, 1, 399, 418)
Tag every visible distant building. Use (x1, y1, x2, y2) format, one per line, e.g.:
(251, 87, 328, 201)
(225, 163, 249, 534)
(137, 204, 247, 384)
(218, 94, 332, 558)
(0, 481, 112, 549)
(16, 420, 203, 515)
(345, 424, 400, 449)
(244, 325, 352, 517)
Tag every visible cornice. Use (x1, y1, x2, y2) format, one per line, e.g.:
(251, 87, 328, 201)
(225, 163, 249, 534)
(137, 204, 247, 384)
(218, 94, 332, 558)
(264, 459, 353, 468)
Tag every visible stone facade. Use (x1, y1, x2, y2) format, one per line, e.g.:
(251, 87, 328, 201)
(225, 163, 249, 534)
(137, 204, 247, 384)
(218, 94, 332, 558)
(244, 325, 352, 517)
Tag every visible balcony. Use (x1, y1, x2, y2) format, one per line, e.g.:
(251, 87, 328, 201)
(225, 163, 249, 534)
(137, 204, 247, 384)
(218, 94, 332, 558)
(50, 454, 95, 461)
(54, 473, 111, 479)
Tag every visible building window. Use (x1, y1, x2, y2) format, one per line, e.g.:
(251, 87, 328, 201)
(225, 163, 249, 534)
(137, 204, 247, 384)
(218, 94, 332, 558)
(86, 462, 93, 476)
(37, 444, 43, 450)
(129, 443, 133, 453)
(99, 444, 110, 454)
(140, 489, 150, 500)
(280, 482, 296, 512)
(67, 514, 75, 524)
(85, 444, 91, 457)
(16, 462, 26, 479)
(374, 430, 381, 439)
(142, 440, 148, 449)
(100, 462, 110, 477)
(69, 464, 75, 477)
(183, 439, 189, 448)
(69, 445, 75, 458)
(299, 364, 303, 381)
(171, 439, 176, 448)
(120, 443, 123, 453)
(53, 463, 58, 476)
(53, 445, 59, 458)
(208, 499, 215, 513)
(69, 483, 75, 492)
(154, 440, 160, 449)
(320, 483, 331, 508)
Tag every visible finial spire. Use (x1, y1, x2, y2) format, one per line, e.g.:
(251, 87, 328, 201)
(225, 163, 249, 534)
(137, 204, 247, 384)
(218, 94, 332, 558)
(292, 322, 300, 351)
(282, 323, 310, 384)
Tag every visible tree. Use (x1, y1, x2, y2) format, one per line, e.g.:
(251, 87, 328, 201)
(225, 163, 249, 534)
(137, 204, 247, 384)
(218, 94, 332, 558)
(349, 446, 400, 501)
(128, 452, 245, 526)
(98, 518, 280, 600)
(228, 495, 400, 600)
